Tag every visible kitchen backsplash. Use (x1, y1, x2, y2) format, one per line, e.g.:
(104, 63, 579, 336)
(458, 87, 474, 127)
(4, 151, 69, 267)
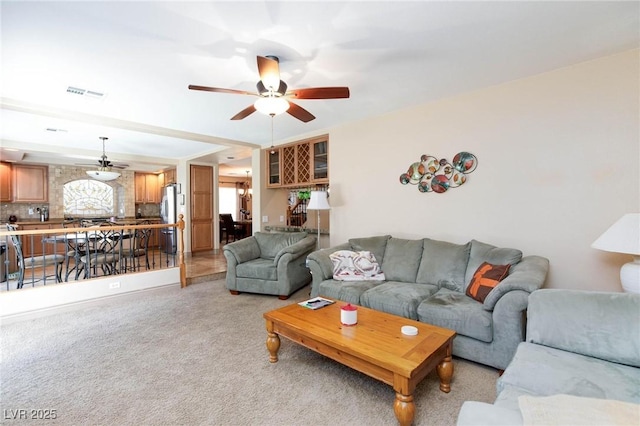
(1, 165, 162, 222)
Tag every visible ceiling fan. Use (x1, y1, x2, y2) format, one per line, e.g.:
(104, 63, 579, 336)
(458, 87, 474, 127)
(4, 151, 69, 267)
(77, 137, 129, 170)
(188, 55, 350, 123)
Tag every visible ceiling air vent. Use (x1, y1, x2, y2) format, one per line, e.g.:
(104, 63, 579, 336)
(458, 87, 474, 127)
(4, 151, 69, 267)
(66, 86, 106, 100)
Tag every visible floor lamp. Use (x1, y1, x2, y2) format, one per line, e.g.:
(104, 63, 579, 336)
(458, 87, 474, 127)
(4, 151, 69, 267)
(307, 191, 330, 250)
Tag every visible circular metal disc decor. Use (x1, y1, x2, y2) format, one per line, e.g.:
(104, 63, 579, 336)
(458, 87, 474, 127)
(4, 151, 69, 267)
(399, 152, 477, 194)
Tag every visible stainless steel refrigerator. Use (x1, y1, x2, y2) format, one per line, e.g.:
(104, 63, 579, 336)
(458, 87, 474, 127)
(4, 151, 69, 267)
(160, 184, 178, 254)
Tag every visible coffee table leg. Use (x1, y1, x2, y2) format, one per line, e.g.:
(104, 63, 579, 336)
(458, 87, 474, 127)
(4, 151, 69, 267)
(393, 392, 415, 426)
(265, 320, 281, 363)
(436, 346, 454, 393)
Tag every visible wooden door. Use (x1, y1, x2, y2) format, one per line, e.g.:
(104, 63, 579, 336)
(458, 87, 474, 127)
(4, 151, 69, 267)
(190, 165, 213, 252)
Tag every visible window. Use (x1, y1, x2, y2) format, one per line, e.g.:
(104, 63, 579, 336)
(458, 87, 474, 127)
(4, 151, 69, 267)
(63, 179, 115, 216)
(219, 187, 237, 220)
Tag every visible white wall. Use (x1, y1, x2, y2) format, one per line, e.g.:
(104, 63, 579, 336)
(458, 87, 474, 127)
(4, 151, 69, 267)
(0, 268, 180, 321)
(328, 49, 639, 292)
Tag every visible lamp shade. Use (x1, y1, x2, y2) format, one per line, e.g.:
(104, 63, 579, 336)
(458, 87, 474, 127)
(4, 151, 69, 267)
(86, 170, 120, 181)
(307, 191, 330, 210)
(591, 213, 640, 255)
(254, 96, 290, 116)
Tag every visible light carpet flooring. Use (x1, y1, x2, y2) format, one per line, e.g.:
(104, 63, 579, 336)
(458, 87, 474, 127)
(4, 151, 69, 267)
(1, 280, 498, 425)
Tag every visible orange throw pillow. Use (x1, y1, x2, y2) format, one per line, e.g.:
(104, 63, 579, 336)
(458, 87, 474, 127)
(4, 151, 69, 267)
(466, 262, 511, 303)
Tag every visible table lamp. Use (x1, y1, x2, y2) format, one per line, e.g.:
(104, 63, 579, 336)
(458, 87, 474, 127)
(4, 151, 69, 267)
(307, 191, 330, 249)
(591, 213, 640, 294)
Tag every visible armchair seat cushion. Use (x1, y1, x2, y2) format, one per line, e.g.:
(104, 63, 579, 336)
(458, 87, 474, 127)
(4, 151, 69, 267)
(360, 282, 438, 320)
(417, 288, 493, 343)
(236, 258, 277, 281)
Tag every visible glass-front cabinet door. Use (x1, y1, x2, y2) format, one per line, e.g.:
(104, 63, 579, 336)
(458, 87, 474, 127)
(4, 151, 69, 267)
(266, 148, 281, 187)
(312, 139, 328, 182)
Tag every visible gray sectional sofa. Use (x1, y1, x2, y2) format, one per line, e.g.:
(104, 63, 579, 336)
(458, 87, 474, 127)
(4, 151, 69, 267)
(306, 235, 549, 370)
(457, 289, 640, 425)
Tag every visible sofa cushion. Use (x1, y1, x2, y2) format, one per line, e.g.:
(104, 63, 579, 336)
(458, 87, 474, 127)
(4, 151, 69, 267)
(317, 279, 381, 305)
(464, 240, 522, 291)
(380, 238, 424, 283)
(497, 342, 640, 404)
(417, 288, 493, 342)
(415, 239, 471, 292)
(254, 232, 307, 259)
(329, 250, 386, 281)
(348, 235, 391, 265)
(360, 282, 438, 320)
(466, 262, 511, 303)
(235, 258, 277, 281)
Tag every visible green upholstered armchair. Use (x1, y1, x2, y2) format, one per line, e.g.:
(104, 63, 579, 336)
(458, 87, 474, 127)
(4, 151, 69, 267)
(223, 232, 317, 299)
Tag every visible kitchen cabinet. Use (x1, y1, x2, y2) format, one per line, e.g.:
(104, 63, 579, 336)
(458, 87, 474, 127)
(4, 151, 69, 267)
(19, 223, 55, 257)
(162, 169, 176, 185)
(12, 164, 48, 202)
(0, 162, 12, 202)
(264, 135, 329, 188)
(135, 173, 160, 203)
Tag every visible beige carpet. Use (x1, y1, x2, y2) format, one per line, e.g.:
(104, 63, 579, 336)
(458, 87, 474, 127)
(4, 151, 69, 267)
(1, 280, 498, 425)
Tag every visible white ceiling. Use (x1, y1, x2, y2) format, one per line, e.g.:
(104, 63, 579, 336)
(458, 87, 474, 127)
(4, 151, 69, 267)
(1, 1, 638, 175)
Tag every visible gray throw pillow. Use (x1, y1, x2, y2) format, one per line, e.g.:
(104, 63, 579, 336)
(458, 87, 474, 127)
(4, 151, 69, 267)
(379, 238, 423, 283)
(254, 232, 307, 259)
(415, 239, 471, 292)
(464, 240, 522, 290)
(349, 235, 391, 264)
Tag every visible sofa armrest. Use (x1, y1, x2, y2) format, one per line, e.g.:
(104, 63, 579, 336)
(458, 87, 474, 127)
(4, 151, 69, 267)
(273, 236, 317, 264)
(483, 255, 549, 311)
(307, 243, 351, 280)
(526, 289, 640, 367)
(306, 243, 351, 297)
(222, 236, 261, 264)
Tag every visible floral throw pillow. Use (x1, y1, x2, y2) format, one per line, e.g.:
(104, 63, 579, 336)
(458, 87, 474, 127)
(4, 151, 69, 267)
(330, 250, 386, 281)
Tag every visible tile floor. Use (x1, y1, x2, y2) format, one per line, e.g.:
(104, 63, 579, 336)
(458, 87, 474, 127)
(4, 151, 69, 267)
(184, 249, 227, 284)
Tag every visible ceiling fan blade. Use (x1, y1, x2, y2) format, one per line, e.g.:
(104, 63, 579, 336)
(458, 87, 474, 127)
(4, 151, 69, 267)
(188, 85, 255, 96)
(257, 56, 281, 91)
(286, 101, 315, 123)
(289, 87, 350, 99)
(231, 104, 257, 120)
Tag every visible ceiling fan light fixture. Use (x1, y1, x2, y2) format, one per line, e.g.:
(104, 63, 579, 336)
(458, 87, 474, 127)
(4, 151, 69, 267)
(86, 170, 121, 181)
(254, 96, 290, 116)
(86, 136, 120, 181)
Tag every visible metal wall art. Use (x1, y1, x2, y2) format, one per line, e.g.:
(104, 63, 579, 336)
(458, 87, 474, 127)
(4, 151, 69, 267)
(399, 152, 477, 194)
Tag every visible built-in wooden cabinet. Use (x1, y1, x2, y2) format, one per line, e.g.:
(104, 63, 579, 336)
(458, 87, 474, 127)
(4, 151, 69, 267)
(134, 173, 160, 204)
(264, 135, 329, 188)
(162, 169, 176, 185)
(12, 164, 48, 203)
(0, 162, 12, 202)
(267, 149, 281, 187)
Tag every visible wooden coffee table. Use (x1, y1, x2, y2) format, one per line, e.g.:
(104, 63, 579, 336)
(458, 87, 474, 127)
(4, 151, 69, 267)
(263, 300, 456, 426)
